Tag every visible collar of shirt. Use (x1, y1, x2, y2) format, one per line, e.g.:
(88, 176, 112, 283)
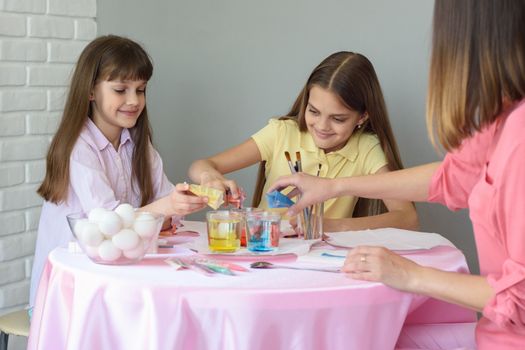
(299, 129, 361, 162)
(84, 117, 133, 151)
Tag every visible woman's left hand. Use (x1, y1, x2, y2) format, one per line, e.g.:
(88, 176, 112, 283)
(342, 246, 422, 292)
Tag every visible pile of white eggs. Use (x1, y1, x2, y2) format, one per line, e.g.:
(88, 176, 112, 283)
(73, 204, 162, 262)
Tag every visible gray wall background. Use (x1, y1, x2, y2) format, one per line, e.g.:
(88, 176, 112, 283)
(97, 0, 478, 273)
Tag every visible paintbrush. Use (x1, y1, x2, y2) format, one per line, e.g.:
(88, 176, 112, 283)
(310, 163, 322, 238)
(295, 151, 302, 172)
(293, 151, 312, 237)
(284, 151, 296, 174)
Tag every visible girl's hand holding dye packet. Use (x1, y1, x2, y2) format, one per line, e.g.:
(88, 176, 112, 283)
(168, 183, 209, 216)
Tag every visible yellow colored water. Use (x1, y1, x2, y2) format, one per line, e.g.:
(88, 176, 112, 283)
(207, 218, 241, 252)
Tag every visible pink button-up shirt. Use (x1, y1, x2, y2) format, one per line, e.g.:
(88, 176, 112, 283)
(30, 118, 174, 306)
(429, 99, 525, 349)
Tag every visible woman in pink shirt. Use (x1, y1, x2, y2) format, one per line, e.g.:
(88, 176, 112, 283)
(269, 0, 525, 348)
(30, 35, 208, 309)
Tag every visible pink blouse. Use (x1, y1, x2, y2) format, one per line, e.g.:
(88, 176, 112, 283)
(429, 99, 525, 349)
(30, 118, 175, 307)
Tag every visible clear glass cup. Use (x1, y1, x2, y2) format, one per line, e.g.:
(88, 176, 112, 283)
(296, 202, 324, 240)
(231, 207, 264, 246)
(206, 210, 242, 253)
(245, 211, 281, 252)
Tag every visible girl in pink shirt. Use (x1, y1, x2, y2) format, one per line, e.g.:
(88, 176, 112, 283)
(30, 35, 208, 309)
(269, 0, 525, 348)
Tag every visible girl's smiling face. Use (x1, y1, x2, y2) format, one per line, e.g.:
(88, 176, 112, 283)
(305, 85, 367, 153)
(90, 79, 147, 145)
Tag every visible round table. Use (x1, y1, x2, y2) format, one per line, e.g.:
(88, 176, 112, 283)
(28, 222, 476, 350)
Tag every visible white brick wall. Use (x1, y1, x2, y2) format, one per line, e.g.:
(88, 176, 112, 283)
(0, 1, 97, 316)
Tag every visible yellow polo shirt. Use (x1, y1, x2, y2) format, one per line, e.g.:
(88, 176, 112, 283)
(252, 118, 388, 218)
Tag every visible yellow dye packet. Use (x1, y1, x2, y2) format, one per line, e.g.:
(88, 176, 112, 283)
(189, 184, 224, 210)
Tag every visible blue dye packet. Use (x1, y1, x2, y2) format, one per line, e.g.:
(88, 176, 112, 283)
(266, 190, 295, 208)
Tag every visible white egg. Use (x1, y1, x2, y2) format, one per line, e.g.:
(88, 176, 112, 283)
(88, 207, 108, 223)
(218, 222, 231, 237)
(80, 222, 104, 247)
(83, 245, 100, 259)
(115, 203, 135, 228)
(98, 211, 123, 237)
(97, 240, 122, 261)
(133, 213, 158, 238)
(122, 243, 145, 259)
(112, 229, 140, 251)
(73, 219, 89, 238)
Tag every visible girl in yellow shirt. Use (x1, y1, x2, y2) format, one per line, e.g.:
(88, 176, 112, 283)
(189, 52, 418, 232)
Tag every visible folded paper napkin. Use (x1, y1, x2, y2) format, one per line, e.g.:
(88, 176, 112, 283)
(266, 190, 295, 208)
(324, 228, 455, 251)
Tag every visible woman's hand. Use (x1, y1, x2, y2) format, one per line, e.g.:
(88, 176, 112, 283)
(342, 246, 422, 292)
(169, 183, 209, 216)
(343, 246, 494, 311)
(268, 173, 337, 216)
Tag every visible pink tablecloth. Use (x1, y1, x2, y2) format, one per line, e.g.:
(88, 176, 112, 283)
(28, 225, 476, 350)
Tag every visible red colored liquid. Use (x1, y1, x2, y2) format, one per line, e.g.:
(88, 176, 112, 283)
(241, 227, 247, 247)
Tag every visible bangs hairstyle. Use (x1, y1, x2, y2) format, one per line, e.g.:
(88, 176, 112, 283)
(281, 52, 405, 216)
(38, 35, 156, 206)
(427, 0, 525, 151)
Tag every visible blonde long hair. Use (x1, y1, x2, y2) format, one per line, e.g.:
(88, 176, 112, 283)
(38, 35, 155, 206)
(427, 0, 525, 151)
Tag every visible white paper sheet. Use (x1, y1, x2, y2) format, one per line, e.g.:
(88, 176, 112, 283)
(324, 228, 455, 251)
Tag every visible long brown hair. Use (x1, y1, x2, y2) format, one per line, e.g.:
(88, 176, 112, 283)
(283, 52, 404, 216)
(427, 0, 525, 151)
(38, 35, 155, 206)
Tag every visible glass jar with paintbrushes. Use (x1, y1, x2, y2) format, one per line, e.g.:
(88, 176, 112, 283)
(283, 151, 324, 240)
(296, 201, 323, 240)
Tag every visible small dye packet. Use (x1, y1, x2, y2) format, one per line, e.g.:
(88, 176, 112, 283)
(189, 184, 224, 210)
(266, 190, 295, 208)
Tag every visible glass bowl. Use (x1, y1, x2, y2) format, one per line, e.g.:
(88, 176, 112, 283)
(66, 210, 165, 265)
